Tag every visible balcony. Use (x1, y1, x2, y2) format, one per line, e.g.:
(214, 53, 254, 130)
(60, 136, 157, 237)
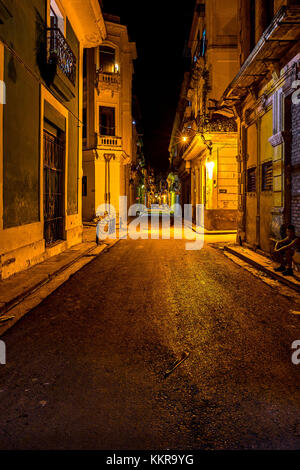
(47, 28, 76, 86)
(221, 6, 300, 108)
(95, 70, 121, 94)
(97, 135, 122, 149)
(83, 132, 123, 151)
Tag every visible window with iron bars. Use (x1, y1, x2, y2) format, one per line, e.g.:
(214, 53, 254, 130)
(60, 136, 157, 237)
(247, 167, 256, 192)
(262, 161, 273, 191)
(43, 129, 65, 245)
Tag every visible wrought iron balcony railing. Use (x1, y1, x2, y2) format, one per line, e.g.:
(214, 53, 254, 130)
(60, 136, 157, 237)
(47, 28, 76, 85)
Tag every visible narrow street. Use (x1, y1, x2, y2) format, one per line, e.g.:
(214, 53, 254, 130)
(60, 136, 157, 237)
(0, 234, 300, 450)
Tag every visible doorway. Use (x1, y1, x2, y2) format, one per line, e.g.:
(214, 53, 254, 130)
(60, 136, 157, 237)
(43, 128, 65, 245)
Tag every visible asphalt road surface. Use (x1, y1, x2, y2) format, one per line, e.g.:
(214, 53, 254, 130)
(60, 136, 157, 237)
(1, 234, 300, 450)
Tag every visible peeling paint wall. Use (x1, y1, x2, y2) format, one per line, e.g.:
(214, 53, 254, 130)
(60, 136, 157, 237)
(259, 109, 273, 252)
(1, 0, 44, 228)
(66, 18, 79, 216)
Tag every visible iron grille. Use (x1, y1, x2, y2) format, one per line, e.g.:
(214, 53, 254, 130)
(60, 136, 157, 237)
(247, 167, 256, 192)
(43, 130, 64, 245)
(47, 28, 76, 85)
(262, 161, 273, 191)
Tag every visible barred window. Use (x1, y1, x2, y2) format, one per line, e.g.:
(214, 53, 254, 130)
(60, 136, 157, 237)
(247, 167, 256, 192)
(262, 161, 273, 191)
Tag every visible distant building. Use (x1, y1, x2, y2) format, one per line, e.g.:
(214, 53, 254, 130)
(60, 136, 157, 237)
(221, 0, 300, 253)
(0, 0, 105, 279)
(82, 14, 137, 220)
(169, 0, 240, 230)
(131, 94, 146, 207)
(169, 73, 192, 208)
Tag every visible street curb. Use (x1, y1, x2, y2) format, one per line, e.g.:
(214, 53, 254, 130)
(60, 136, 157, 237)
(202, 231, 237, 236)
(0, 243, 97, 317)
(224, 245, 300, 293)
(0, 238, 120, 330)
(191, 223, 237, 236)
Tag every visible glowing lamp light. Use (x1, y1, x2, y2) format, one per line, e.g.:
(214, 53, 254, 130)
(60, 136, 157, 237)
(182, 136, 188, 143)
(206, 161, 215, 179)
(115, 63, 119, 72)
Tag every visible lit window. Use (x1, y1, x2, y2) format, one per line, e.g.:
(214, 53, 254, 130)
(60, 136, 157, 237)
(206, 161, 214, 179)
(201, 29, 207, 57)
(99, 46, 116, 74)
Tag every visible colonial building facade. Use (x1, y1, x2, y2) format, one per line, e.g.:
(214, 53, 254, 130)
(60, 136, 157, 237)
(169, 0, 240, 230)
(82, 14, 136, 220)
(0, 0, 106, 279)
(221, 0, 300, 253)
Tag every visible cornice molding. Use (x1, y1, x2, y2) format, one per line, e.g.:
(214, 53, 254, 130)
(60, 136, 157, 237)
(268, 131, 290, 147)
(63, 0, 107, 47)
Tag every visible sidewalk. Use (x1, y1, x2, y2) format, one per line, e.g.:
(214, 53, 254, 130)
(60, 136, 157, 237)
(191, 223, 237, 236)
(224, 244, 300, 293)
(0, 224, 119, 333)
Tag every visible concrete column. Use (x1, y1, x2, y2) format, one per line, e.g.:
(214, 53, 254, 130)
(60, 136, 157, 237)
(87, 48, 96, 149)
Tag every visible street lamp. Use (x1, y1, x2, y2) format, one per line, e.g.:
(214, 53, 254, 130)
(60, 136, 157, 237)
(206, 161, 215, 179)
(181, 129, 213, 155)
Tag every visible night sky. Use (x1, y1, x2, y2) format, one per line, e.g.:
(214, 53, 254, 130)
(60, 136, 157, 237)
(102, 0, 196, 172)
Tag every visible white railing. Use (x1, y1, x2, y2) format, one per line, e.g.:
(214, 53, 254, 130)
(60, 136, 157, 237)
(95, 71, 121, 91)
(98, 135, 122, 148)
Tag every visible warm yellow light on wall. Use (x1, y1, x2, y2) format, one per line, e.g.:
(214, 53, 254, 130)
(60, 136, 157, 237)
(206, 161, 215, 179)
